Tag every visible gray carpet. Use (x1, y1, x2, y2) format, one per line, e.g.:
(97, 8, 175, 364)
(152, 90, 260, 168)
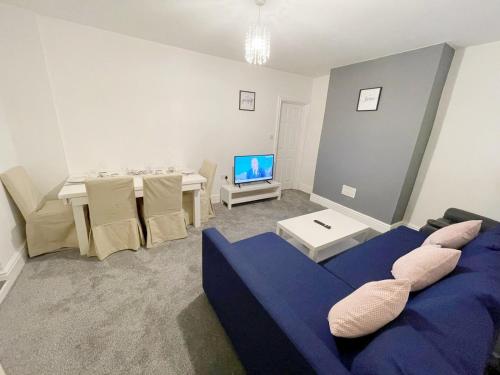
(0, 190, 323, 375)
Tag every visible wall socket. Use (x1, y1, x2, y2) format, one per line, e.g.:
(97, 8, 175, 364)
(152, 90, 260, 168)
(341, 184, 356, 198)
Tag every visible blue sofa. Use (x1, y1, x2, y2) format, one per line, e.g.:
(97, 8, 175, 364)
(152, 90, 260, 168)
(202, 224, 500, 374)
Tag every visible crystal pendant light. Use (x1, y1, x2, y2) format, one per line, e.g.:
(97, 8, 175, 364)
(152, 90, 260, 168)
(245, 0, 270, 65)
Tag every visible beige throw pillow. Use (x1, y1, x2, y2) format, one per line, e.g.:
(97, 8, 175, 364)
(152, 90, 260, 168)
(391, 245, 461, 291)
(422, 220, 482, 249)
(328, 279, 410, 338)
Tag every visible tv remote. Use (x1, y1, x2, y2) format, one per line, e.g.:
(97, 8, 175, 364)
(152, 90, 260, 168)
(314, 220, 331, 229)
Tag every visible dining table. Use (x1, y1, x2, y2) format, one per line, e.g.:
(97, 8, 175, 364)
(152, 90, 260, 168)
(58, 172, 207, 256)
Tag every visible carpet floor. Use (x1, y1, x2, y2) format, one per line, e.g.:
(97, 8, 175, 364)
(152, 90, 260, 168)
(0, 190, 323, 375)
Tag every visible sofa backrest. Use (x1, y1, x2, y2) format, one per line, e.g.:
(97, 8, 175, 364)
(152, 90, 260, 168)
(421, 207, 499, 235)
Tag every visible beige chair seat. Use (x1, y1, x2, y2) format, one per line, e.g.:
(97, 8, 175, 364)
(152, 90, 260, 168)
(90, 218, 143, 257)
(27, 199, 78, 257)
(0, 166, 78, 257)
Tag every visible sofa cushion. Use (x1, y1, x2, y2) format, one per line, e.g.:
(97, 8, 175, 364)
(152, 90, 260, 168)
(232, 232, 354, 353)
(463, 224, 500, 252)
(476, 224, 500, 250)
(385, 229, 500, 374)
(351, 272, 500, 374)
(455, 226, 500, 282)
(404, 291, 496, 374)
(328, 225, 500, 374)
(323, 226, 427, 288)
(350, 324, 458, 375)
(351, 295, 495, 375)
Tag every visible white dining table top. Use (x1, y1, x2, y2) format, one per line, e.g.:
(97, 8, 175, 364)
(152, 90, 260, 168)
(58, 173, 206, 200)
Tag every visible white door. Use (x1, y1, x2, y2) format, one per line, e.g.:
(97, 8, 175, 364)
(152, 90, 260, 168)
(276, 102, 305, 189)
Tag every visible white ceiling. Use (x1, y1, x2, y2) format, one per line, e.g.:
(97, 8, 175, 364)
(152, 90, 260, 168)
(3, 0, 500, 76)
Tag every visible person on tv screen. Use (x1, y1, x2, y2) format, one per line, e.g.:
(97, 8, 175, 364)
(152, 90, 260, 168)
(246, 157, 268, 180)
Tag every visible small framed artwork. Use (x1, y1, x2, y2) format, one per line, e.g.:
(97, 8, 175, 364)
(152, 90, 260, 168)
(239, 90, 255, 111)
(357, 87, 382, 111)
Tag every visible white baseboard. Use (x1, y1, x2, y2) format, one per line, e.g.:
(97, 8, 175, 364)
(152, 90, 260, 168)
(211, 193, 220, 204)
(405, 223, 421, 231)
(297, 183, 313, 194)
(0, 244, 27, 304)
(310, 193, 405, 233)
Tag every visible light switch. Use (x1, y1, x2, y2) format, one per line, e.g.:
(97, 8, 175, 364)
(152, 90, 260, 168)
(341, 184, 356, 198)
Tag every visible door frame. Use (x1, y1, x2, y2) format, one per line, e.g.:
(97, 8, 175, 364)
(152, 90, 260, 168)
(273, 96, 310, 190)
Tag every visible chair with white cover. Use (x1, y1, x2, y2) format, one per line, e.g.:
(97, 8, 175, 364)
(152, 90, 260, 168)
(183, 160, 217, 224)
(86, 177, 144, 260)
(142, 174, 187, 248)
(0, 166, 78, 257)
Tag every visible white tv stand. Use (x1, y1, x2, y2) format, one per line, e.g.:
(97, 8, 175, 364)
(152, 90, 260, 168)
(220, 181, 281, 209)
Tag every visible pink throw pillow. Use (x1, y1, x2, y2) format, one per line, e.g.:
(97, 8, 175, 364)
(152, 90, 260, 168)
(422, 220, 482, 248)
(391, 245, 461, 291)
(328, 279, 410, 338)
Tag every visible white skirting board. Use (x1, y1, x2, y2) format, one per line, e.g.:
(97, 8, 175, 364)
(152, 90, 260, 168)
(309, 193, 404, 233)
(405, 223, 421, 231)
(0, 245, 26, 304)
(298, 183, 313, 194)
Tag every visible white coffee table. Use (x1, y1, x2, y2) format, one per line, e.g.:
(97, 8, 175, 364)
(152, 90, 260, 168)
(276, 209, 370, 262)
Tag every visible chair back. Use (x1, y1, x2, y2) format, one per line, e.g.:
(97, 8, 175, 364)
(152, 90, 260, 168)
(199, 160, 217, 194)
(85, 177, 138, 227)
(143, 174, 182, 218)
(0, 166, 43, 219)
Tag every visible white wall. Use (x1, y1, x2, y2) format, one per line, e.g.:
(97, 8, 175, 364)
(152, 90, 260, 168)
(297, 74, 329, 193)
(405, 41, 500, 227)
(0, 101, 25, 275)
(37, 17, 313, 197)
(0, 99, 27, 303)
(0, 4, 68, 196)
(0, 4, 70, 299)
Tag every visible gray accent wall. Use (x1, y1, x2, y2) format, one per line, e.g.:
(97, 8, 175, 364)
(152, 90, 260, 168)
(313, 44, 455, 224)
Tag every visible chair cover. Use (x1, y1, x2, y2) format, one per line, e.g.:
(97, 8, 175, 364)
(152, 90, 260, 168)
(143, 174, 187, 248)
(0, 166, 78, 257)
(86, 177, 144, 260)
(183, 160, 217, 224)
(0, 166, 42, 219)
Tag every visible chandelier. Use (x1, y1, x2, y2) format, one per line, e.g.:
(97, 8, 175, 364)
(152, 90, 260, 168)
(245, 0, 270, 65)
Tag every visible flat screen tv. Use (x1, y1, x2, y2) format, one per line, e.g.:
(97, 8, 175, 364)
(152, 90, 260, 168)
(234, 154, 274, 185)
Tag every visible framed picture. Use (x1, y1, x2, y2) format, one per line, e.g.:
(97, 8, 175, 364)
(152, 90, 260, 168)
(357, 87, 382, 111)
(239, 90, 255, 111)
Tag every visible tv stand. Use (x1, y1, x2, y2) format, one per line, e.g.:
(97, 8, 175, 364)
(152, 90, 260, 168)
(221, 181, 281, 209)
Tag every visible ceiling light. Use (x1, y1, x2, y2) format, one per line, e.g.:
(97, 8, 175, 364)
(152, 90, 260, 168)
(245, 0, 270, 65)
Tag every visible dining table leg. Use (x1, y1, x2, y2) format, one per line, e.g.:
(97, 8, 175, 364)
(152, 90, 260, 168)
(72, 204, 90, 255)
(193, 188, 201, 228)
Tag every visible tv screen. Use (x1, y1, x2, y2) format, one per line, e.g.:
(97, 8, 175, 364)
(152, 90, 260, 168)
(234, 154, 274, 184)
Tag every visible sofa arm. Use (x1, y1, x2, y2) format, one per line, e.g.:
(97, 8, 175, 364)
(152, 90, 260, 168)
(420, 219, 452, 235)
(202, 228, 351, 375)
